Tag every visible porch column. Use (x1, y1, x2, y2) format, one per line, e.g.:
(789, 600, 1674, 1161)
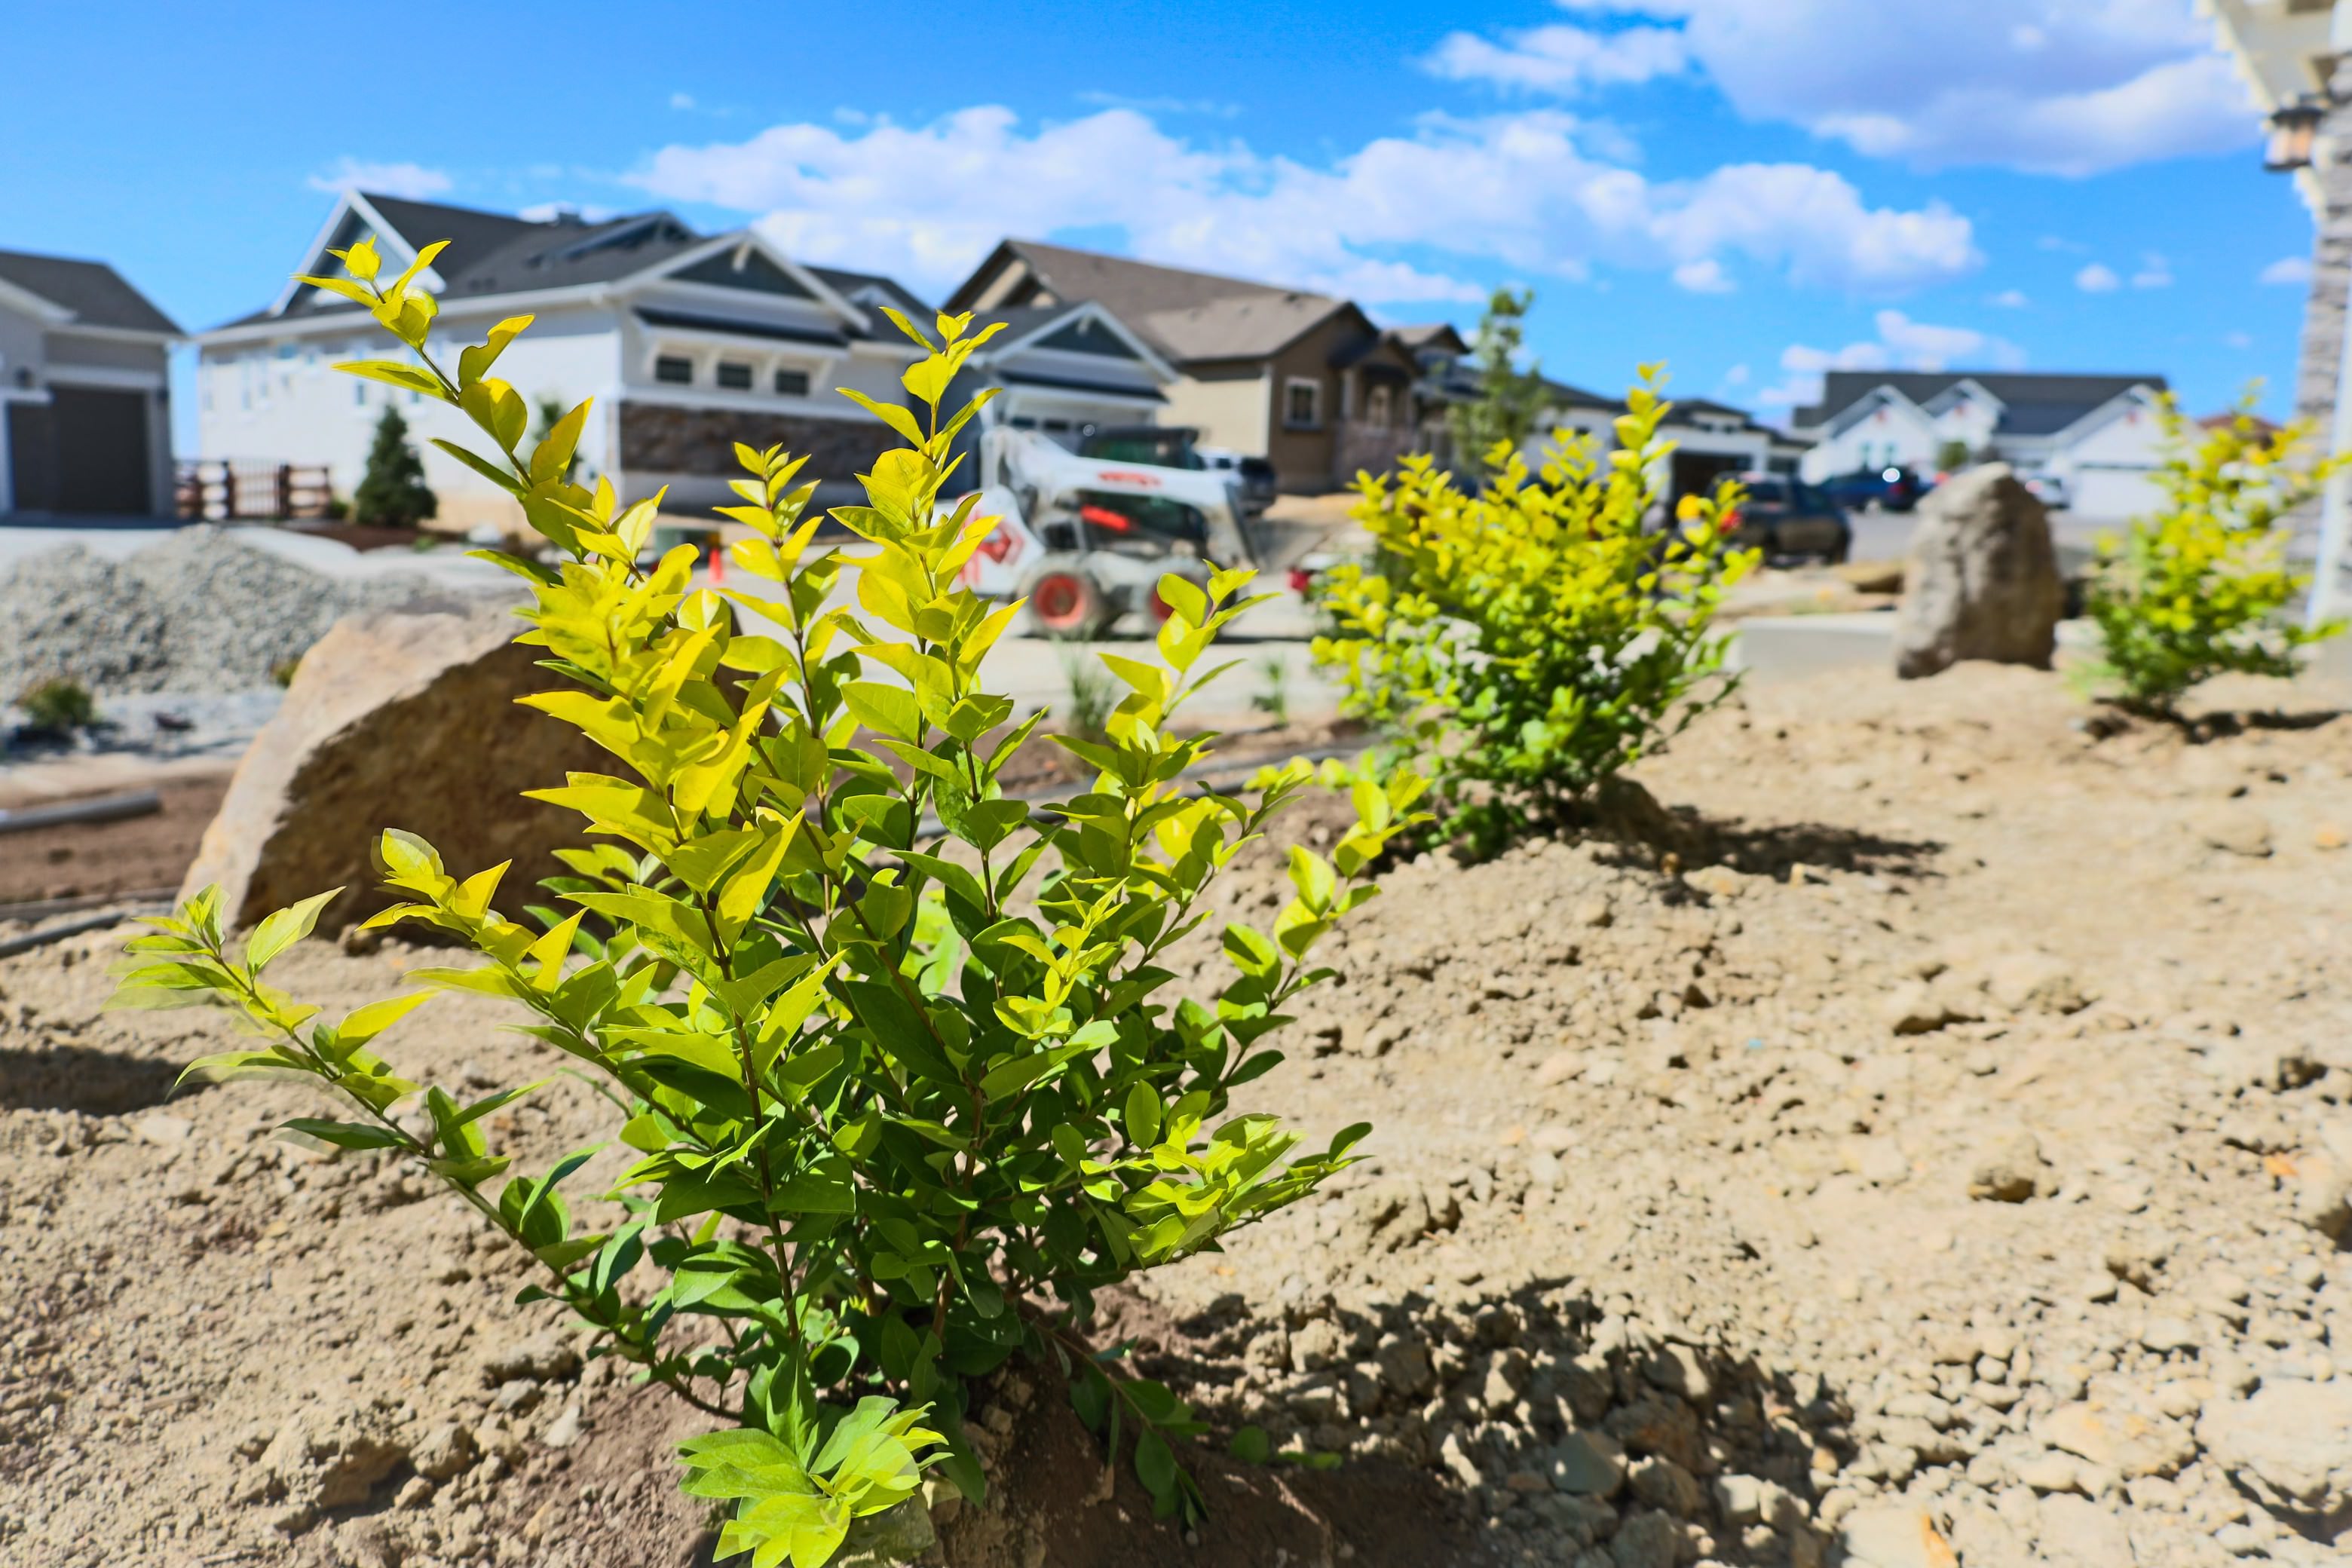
(2300, 54, 2352, 626)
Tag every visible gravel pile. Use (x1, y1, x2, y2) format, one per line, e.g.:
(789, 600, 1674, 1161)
(0, 527, 445, 698)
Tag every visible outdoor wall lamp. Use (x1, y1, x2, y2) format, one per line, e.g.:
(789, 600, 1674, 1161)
(2267, 96, 2327, 173)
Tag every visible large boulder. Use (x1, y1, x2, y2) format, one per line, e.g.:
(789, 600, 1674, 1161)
(1891, 464, 2063, 679)
(182, 600, 605, 931)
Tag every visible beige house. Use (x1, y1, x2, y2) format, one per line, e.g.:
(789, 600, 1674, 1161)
(945, 240, 1421, 492)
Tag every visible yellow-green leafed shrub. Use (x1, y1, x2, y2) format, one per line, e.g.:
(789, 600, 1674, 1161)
(2087, 392, 2345, 715)
(113, 233, 1425, 1564)
(1313, 372, 1754, 853)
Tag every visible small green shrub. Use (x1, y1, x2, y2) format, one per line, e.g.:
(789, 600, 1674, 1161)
(1250, 655, 1291, 727)
(2086, 393, 2345, 715)
(17, 677, 96, 733)
(1315, 370, 1753, 854)
(1055, 638, 1118, 740)
(116, 232, 1423, 1565)
(353, 404, 438, 528)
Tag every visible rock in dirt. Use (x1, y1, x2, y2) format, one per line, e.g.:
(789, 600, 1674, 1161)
(243, 1400, 409, 1516)
(479, 1328, 582, 1386)
(1839, 1503, 1959, 1568)
(1891, 464, 2063, 680)
(2199, 1379, 2352, 1512)
(180, 601, 606, 931)
(1966, 1131, 2049, 1203)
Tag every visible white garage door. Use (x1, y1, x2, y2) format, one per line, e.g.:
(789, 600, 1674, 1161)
(2069, 466, 2162, 522)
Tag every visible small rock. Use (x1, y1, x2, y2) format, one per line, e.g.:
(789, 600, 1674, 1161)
(133, 1113, 194, 1146)
(1711, 1473, 1793, 1529)
(2033, 1495, 2132, 1563)
(1839, 1503, 1958, 1568)
(2195, 806, 2273, 859)
(1627, 1454, 1703, 1517)
(1967, 1132, 2047, 1202)
(2038, 1400, 2194, 1479)
(479, 1330, 581, 1386)
(411, 1423, 476, 1482)
(1534, 1052, 1582, 1087)
(494, 1379, 543, 1415)
(1607, 1509, 1681, 1568)
(1642, 1343, 1712, 1404)
(541, 1404, 583, 1450)
(2139, 1318, 2199, 1355)
(2317, 822, 2347, 851)
(2013, 1450, 2081, 1494)
(1983, 951, 2087, 1015)
(1375, 1336, 1435, 1398)
(1879, 981, 1952, 1037)
(2198, 1378, 2352, 1512)
(1549, 1429, 1628, 1499)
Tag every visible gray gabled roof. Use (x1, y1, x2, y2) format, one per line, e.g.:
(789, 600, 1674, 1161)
(0, 249, 181, 335)
(216, 194, 926, 338)
(1792, 370, 2167, 434)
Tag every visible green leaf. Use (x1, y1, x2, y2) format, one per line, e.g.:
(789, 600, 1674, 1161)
(1124, 1081, 1162, 1149)
(247, 888, 341, 971)
(1229, 1425, 1272, 1465)
(278, 1116, 407, 1151)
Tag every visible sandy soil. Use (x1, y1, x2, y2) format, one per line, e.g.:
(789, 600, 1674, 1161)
(2, 662, 2350, 1568)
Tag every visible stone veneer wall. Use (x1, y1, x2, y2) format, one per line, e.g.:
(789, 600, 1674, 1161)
(619, 403, 895, 483)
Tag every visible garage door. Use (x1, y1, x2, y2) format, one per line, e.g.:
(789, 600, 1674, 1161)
(49, 387, 152, 514)
(2069, 467, 2161, 522)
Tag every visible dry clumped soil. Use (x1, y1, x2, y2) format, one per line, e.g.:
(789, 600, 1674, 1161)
(2, 663, 2350, 1567)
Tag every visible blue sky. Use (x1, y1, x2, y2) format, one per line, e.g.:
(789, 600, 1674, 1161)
(0, 0, 2313, 443)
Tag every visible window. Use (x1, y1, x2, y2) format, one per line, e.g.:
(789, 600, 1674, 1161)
(654, 355, 694, 385)
(1284, 377, 1321, 430)
(773, 366, 810, 397)
(1366, 384, 1392, 425)
(716, 361, 753, 390)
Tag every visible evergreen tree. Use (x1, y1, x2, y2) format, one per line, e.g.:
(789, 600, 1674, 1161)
(351, 405, 438, 528)
(1449, 286, 1549, 468)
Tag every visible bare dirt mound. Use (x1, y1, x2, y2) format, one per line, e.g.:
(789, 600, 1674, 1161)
(2, 663, 2348, 1567)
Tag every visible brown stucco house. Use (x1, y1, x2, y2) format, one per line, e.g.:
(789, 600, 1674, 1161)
(945, 240, 1421, 492)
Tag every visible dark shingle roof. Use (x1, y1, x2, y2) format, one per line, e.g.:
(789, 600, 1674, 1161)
(632, 306, 847, 347)
(217, 195, 926, 337)
(807, 265, 931, 328)
(0, 249, 180, 335)
(1792, 371, 2167, 433)
(960, 240, 1347, 364)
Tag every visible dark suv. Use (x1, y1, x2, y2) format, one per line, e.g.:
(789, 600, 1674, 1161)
(1720, 474, 1851, 564)
(1821, 466, 1930, 513)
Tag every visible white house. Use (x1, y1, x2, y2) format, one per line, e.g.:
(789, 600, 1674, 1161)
(956, 299, 1177, 446)
(1791, 372, 2172, 517)
(0, 249, 180, 516)
(1526, 379, 1811, 498)
(201, 193, 965, 531)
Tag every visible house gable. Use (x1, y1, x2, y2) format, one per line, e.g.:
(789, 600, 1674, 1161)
(645, 234, 870, 337)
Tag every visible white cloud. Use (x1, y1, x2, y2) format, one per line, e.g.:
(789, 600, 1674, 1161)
(2075, 262, 2122, 293)
(307, 158, 452, 200)
(2262, 255, 2314, 286)
(1425, 22, 1690, 95)
(1502, 1, 2259, 175)
(2224, 331, 2253, 349)
(2130, 252, 2173, 289)
(1673, 258, 1735, 293)
(1076, 91, 1242, 118)
(670, 92, 697, 111)
(635, 105, 1980, 302)
(1759, 307, 2024, 411)
(1988, 289, 2029, 308)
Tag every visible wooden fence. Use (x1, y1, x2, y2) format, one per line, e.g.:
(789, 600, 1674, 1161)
(174, 461, 335, 522)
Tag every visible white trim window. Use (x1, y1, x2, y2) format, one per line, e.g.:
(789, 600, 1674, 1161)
(654, 354, 696, 386)
(1284, 376, 1321, 430)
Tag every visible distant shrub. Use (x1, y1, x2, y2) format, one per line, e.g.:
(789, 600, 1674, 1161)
(1315, 369, 1754, 854)
(2086, 392, 2345, 715)
(352, 405, 437, 529)
(17, 677, 96, 733)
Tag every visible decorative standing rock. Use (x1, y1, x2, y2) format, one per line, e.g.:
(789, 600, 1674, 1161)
(1891, 464, 2063, 679)
(181, 601, 607, 932)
